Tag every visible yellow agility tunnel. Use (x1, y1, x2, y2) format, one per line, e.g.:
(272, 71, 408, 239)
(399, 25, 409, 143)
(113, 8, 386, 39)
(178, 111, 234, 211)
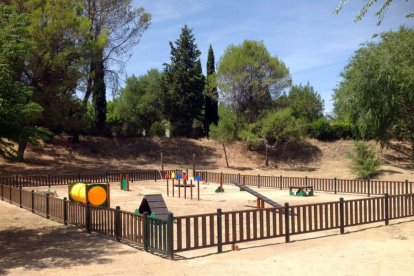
(68, 182, 110, 207)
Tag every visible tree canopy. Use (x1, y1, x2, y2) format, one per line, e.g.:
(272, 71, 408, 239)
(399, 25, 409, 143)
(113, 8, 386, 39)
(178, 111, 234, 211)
(113, 69, 163, 135)
(217, 40, 291, 122)
(162, 25, 205, 136)
(335, 0, 413, 25)
(334, 27, 414, 159)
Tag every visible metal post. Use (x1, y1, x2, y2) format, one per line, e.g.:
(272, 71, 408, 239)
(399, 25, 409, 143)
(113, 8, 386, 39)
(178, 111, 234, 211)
(339, 198, 345, 234)
(217, 209, 222, 253)
(284, 203, 290, 243)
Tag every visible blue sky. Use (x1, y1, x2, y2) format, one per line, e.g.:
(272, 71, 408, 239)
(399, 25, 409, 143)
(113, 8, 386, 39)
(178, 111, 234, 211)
(126, 0, 413, 113)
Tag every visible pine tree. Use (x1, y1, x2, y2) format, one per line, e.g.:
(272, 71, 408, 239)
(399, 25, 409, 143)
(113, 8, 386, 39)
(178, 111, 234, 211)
(204, 45, 219, 135)
(162, 25, 204, 136)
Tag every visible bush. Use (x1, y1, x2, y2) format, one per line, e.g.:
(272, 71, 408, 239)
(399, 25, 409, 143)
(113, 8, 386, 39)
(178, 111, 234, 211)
(308, 118, 357, 140)
(347, 141, 382, 179)
(149, 122, 165, 137)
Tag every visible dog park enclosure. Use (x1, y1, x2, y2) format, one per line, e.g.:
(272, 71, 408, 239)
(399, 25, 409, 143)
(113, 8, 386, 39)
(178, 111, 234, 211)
(1, 170, 414, 259)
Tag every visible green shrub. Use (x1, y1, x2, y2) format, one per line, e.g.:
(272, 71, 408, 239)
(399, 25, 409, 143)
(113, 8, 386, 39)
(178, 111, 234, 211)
(308, 118, 357, 140)
(347, 141, 382, 179)
(149, 122, 165, 137)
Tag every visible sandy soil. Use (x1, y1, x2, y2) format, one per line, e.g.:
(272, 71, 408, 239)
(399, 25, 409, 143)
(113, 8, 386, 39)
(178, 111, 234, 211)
(1, 136, 414, 275)
(1, 199, 413, 276)
(27, 180, 375, 216)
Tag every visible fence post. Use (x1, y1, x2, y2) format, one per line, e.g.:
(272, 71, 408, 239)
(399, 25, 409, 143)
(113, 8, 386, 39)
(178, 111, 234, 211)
(167, 213, 174, 260)
(405, 180, 409, 195)
(258, 174, 260, 188)
(46, 194, 50, 219)
(384, 193, 389, 225)
(78, 173, 81, 182)
(15, 175, 18, 188)
(143, 212, 149, 251)
(48, 174, 51, 188)
(1, 184, 3, 200)
(367, 179, 371, 197)
(280, 175, 283, 190)
(217, 208, 223, 253)
(339, 198, 345, 234)
(334, 178, 337, 194)
(238, 173, 241, 183)
(105, 172, 108, 182)
(63, 197, 68, 225)
(115, 206, 122, 242)
(19, 187, 22, 208)
(305, 176, 308, 186)
(9, 183, 12, 203)
(31, 190, 35, 213)
(85, 203, 91, 233)
(284, 203, 290, 243)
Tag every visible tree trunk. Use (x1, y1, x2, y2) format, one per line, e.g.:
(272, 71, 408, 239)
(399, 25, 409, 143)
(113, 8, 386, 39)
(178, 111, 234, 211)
(223, 142, 229, 168)
(16, 140, 27, 162)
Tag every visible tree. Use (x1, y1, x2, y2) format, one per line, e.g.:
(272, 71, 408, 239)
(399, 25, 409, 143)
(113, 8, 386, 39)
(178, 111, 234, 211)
(335, 0, 413, 25)
(347, 141, 382, 179)
(81, 0, 151, 133)
(286, 83, 324, 122)
(0, 4, 51, 161)
(209, 105, 239, 168)
(162, 25, 205, 136)
(333, 27, 414, 160)
(204, 45, 219, 134)
(113, 69, 163, 135)
(217, 40, 291, 123)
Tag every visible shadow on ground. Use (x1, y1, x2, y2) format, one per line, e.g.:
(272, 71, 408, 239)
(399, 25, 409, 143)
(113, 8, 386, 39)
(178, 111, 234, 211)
(0, 226, 131, 274)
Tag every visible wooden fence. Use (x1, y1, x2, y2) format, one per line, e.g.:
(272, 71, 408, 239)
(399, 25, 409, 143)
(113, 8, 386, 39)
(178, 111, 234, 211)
(0, 184, 174, 259)
(195, 171, 414, 196)
(173, 193, 414, 253)
(1, 170, 414, 259)
(0, 169, 183, 188)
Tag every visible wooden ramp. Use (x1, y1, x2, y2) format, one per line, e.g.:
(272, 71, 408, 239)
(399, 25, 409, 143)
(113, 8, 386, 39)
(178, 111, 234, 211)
(232, 181, 283, 208)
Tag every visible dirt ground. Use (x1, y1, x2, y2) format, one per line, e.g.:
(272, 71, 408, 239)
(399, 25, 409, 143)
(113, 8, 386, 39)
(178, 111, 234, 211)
(1, 199, 413, 276)
(1, 136, 414, 275)
(27, 180, 374, 216)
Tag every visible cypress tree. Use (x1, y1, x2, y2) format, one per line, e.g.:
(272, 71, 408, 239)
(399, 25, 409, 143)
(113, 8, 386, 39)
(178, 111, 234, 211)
(204, 45, 219, 134)
(162, 25, 204, 136)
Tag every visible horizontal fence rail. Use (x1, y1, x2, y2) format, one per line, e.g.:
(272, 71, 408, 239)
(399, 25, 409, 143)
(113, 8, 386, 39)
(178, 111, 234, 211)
(0, 169, 186, 188)
(195, 171, 414, 196)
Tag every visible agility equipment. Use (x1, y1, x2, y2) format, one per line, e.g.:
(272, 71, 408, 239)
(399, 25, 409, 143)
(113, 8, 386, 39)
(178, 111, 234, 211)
(166, 178, 199, 201)
(136, 194, 170, 220)
(120, 174, 130, 191)
(289, 186, 314, 197)
(232, 181, 282, 208)
(68, 182, 110, 207)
